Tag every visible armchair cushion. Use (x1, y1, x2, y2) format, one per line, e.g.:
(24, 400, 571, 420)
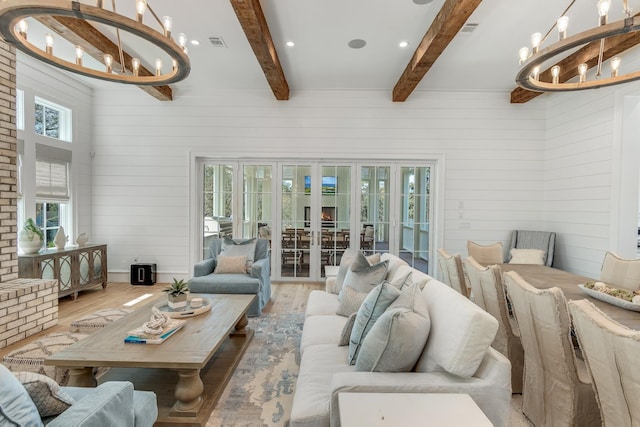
(214, 255, 248, 274)
(14, 371, 74, 417)
(0, 363, 43, 426)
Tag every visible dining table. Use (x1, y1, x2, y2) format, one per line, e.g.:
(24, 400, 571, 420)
(498, 264, 640, 330)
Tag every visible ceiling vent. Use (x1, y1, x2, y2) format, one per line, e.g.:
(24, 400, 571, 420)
(209, 36, 227, 48)
(460, 23, 479, 34)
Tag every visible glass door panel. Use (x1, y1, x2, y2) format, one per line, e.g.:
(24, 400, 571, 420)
(360, 166, 391, 255)
(281, 165, 311, 278)
(399, 166, 431, 273)
(242, 165, 273, 245)
(202, 164, 234, 258)
(318, 165, 351, 277)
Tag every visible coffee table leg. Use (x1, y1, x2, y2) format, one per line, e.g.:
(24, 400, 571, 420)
(170, 369, 204, 417)
(67, 367, 97, 387)
(233, 314, 249, 336)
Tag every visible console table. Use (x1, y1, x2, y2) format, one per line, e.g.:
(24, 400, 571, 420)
(18, 244, 108, 299)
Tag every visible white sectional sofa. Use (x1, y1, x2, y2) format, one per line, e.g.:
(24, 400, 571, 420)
(291, 252, 512, 427)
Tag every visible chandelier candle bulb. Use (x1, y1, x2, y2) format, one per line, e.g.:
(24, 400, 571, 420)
(178, 32, 187, 48)
(17, 19, 27, 37)
(598, 0, 611, 25)
(162, 15, 172, 38)
(132, 57, 140, 76)
(136, 0, 147, 22)
(104, 54, 113, 73)
(519, 47, 530, 65)
(531, 32, 542, 54)
(578, 63, 588, 82)
(611, 56, 621, 77)
(75, 46, 83, 66)
(45, 33, 53, 55)
(155, 58, 162, 76)
(532, 66, 540, 80)
(557, 16, 569, 40)
(551, 65, 560, 84)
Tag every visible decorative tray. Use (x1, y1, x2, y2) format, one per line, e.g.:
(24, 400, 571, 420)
(578, 284, 640, 312)
(154, 297, 213, 318)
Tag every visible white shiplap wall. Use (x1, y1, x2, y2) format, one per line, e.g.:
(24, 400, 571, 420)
(91, 86, 546, 281)
(544, 81, 640, 278)
(16, 55, 93, 244)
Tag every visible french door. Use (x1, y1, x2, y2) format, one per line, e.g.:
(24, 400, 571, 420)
(196, 159, 434, 282)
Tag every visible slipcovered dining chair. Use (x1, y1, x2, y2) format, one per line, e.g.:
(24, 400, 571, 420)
(437, 248, 468, 298)
(568, 299, 640, 426)
(600, 251, 640, 293)
(466, 241, 504, 265)
(509, 230, 556, 267)
(503, 271, 601, 426)
(463, 256, 524, 393)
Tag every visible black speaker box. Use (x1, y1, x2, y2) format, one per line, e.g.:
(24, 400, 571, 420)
(130, 263, 156, 286)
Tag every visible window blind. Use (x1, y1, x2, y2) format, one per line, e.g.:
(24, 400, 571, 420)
(35, 144, 71, 201)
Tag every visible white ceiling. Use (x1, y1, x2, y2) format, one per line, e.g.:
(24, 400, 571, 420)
(21, 0, 640, 97)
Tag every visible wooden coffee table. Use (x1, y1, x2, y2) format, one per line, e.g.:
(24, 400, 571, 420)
(45, 293, 256, 426)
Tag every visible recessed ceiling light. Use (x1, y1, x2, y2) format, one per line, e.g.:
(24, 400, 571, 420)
(399, 41, 409, 48)
(348, 39, 367, 49)
(286, 41, 295, 47)
(191, 40, 200, 46)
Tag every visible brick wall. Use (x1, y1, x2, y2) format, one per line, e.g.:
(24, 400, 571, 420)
(0, 40, 17, 283)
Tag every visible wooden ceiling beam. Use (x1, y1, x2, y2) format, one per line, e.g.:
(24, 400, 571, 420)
(230, 0, 289, 100)
(511, 25, 640, 103)
(392, 0, 483, 102)
(35, 16, 173, 101)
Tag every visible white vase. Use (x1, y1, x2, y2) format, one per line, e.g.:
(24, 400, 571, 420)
(18, 231, 42, 254)
(76, 233, 88, 247)
(54, 226, 66, 250)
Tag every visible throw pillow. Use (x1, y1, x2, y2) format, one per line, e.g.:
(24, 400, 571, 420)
(336, 286, 369, 317)
(334, 250, 381, 294)
(214, 255, 248, 274)
(339, 258, 389, 297)
(221, 238, 257, 272)
(509, 248, 545, 265)
(339, 313, 357, 346)
(0, 364, 42, 426)
(348, 282, 402, 364)
(355, 284, 431, 372)
(14, 371, 75, 418)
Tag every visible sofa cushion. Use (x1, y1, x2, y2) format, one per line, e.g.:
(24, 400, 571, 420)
(404, 269, 432, 290)
(213, 255, 248, 274)
(290, 344, 354, 427)
(221, 238, 257, 272)
(0, 363, 43, 426)
(301, 315, 348, 355)
(348, 282, 402, 364)
(305, 290, 340, 317)
(14, 371, 74, 417)
(387, 264, 413, 289)
(334, 250, 381, 294)
(355, 285, 430, 372)
(415, 279, 499, 378)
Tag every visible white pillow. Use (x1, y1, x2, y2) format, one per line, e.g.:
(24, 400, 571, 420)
(509, 248, 546, 265)
(221, 238, 256, 272)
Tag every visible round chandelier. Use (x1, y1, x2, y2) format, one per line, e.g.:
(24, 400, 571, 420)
(0, 0, 191, 86)
(516, 0, 640, 92)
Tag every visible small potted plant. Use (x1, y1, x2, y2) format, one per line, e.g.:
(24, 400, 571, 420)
(164, 278, 189, 309)
(18, 218, 44, 254)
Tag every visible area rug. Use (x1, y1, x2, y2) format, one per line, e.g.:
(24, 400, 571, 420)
(207, 312, 304, 427)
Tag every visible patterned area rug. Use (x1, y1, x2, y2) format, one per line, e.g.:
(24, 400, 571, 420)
(208, 312, 304, 427)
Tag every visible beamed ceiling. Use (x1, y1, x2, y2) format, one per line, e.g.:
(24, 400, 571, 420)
(29, 0, 640, 103)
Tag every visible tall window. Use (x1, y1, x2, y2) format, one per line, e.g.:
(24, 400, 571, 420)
(34, 97, 71, 142)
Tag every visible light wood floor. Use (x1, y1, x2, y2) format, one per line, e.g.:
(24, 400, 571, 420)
(0, 281, 323, 359)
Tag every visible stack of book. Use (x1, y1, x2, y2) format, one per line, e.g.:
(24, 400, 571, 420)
(124, 318, 186, 344)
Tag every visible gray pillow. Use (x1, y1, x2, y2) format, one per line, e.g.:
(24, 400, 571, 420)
(340, 259, 389, 296)
(348, 282, 402, 364)
(355, 285, 431, 372)
(339, 313, 357, 346)
(334, 251, 381, 294)
(336, 286, 369, 317)
(221, 238, 256, 273)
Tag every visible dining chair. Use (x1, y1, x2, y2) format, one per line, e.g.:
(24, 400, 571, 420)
(436, 248, 469, 298)
(568, 299, 640, 426)
(509, 230, 556, 267)
(503, 271, 601, 426)
(600, 251, 640, 293)
(462, 256, 523, 393)
(466, 241, 504, 265)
